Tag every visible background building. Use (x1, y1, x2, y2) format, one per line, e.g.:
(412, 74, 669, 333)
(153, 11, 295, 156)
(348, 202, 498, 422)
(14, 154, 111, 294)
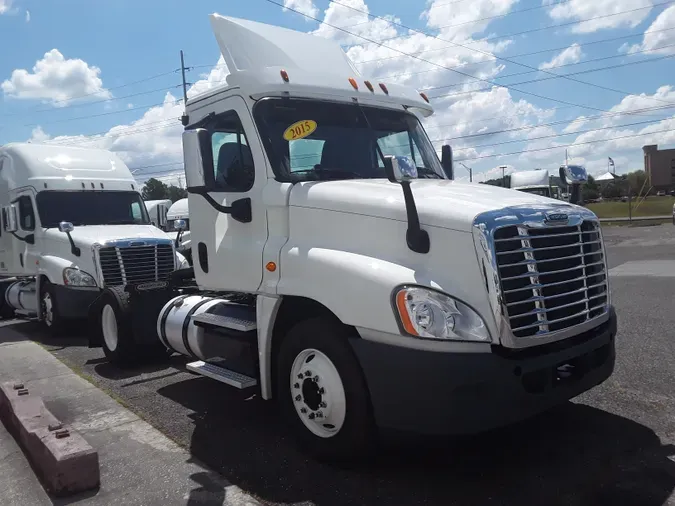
(643, 144, 675, 190)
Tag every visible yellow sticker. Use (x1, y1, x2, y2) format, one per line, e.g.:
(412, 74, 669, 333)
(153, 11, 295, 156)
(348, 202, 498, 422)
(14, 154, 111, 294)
(283, 120, 317, 141)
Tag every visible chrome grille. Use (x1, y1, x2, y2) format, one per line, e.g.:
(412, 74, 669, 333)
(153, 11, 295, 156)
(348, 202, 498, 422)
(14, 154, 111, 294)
(494, 220, 608, 338)
(98, 244, 175, 287)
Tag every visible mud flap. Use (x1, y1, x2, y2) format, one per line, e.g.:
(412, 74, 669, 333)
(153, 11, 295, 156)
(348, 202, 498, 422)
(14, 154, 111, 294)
(87, 291, 106, 348)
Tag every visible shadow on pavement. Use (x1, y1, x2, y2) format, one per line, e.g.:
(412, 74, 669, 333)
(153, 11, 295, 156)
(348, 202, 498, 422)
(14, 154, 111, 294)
(158, 377, 675, 506)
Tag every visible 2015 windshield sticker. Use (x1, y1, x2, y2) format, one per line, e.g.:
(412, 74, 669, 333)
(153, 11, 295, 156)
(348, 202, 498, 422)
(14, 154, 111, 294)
(283, 120, 317, 141)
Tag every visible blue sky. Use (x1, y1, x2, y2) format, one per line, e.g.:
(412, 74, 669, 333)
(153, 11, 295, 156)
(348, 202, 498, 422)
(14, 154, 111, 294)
(2, 0, 675, 183)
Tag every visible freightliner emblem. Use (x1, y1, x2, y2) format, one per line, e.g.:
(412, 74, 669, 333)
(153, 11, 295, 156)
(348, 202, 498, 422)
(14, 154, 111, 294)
(544, 212, 569, 225)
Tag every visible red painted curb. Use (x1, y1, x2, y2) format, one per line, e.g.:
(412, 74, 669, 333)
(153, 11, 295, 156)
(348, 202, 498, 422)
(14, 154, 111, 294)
(0, 381, 100, 497)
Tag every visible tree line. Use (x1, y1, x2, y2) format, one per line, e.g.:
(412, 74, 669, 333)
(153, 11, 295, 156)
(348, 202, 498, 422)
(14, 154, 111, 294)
(141, 178, 188, 202)
(480, 170, 650, 201)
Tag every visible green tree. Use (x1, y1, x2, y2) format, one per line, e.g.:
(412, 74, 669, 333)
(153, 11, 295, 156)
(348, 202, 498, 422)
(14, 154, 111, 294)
(142, 178, 169, 200)
(167, 185, 187, 202)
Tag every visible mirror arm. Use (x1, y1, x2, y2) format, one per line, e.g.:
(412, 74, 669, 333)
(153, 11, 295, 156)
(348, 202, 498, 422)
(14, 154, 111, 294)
(187, 186, 252, 223)
(65, 231, 81, 257)
(400, 181, 430, 254)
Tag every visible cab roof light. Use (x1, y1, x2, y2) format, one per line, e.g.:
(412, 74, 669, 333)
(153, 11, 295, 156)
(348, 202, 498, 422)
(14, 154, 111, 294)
(280, 69, 289, 83)
(364, 80, 374, 92)
(349, 77, 359, 90)
(379, 83, 389, 95)
(419, 92, 430, 103)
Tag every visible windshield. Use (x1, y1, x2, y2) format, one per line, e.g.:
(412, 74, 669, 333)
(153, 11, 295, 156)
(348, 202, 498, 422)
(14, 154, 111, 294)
(253, 98, 446, 182)
(36, 191, 149, 228)
(517, 187, 551, 197)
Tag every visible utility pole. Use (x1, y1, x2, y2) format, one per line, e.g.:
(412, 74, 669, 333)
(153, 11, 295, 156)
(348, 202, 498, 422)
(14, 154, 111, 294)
(459, 162, 472, 182)
(180, 50, 189, 126)
(499, 165, 507, 187)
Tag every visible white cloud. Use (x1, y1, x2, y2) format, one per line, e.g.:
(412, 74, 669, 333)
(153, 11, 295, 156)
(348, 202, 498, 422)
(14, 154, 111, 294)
(0, 0, 12, 15)
(626, 5, 675, 55)
(25, 9, 29, 22)
(2, 49, 111, 106)
(284, 0, 318, 20)
(548, 0, 655, 34)
(312, 0, 397, 45)
(539, 43, 583, 70)
(423, 0, 520, 39)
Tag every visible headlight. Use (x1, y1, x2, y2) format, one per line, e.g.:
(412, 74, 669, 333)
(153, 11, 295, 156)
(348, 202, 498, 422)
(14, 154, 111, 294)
(63, 267, 97, 287)
(393, 286, 490, 342)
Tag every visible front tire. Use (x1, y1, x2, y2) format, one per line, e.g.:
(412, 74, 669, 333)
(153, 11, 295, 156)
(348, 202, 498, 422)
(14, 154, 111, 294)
(96, 287, 171, 366)
(40, 281, 66, 336)
(276, 317, 375, 462)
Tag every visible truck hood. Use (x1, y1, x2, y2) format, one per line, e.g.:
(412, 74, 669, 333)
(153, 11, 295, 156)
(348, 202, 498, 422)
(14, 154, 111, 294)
(43, 224, 172, 248)
(290, 179, 575, 232)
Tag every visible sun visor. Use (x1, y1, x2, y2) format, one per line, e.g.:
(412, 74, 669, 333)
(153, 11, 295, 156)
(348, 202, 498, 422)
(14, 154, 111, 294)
(209, 14, 360, 77)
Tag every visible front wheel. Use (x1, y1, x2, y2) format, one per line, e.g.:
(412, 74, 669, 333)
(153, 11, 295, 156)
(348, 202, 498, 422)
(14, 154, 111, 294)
(40, 281, 66, 336)
(276, 317, 375, 462)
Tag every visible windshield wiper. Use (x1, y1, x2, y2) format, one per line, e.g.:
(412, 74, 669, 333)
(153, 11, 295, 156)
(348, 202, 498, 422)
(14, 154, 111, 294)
(416, 167, 442, 179)
(291, 167, 363, 180)
(105, 220, 139, 225)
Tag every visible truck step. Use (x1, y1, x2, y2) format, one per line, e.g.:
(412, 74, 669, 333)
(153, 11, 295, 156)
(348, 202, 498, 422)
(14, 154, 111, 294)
(14, 310, 36, 317)
(186, 360, 257, 389)
(191, 312, 257, 332)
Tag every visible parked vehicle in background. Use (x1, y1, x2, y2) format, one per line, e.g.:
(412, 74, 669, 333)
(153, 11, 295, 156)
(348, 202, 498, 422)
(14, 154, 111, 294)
(166, 198, 191, 264)
(657, 190, 666, 196)
(509, 169, 560, 199)
(144, 199, 172, 231)
(0, 143, 187, 334)
(89, 15, 617, 461)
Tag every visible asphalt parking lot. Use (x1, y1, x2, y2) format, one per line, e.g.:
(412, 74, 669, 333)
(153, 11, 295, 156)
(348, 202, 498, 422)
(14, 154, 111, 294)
(10, 223, 675, 506)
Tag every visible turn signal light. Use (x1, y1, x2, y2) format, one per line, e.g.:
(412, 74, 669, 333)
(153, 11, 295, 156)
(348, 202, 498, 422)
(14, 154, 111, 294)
(266, 262, 277, 272)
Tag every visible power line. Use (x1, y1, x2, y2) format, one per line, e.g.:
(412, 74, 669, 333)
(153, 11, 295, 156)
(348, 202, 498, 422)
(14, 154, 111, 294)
(455, 116, 675, 152)
(325, 0, 675, 105)
(261, 0, 620, 114)
(419, 42, 675, 92)
(455, 125, 675, 162)
(352, 3, 675, 66)
(431, 53, 675, 101)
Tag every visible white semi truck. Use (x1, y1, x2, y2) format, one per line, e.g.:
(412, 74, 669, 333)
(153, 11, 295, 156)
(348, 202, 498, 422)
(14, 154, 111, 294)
(144, 199, 172, 231)
(509, 169, 560, 199)
(89, 15, 617, 460)
(0, 143, 188, 334)
(166, 198, 191, 264)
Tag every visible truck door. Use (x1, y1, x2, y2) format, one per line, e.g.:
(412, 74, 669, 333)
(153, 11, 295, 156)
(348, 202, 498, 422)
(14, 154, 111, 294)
(12, 191, 39, 275)
(185, 96, 268, 293)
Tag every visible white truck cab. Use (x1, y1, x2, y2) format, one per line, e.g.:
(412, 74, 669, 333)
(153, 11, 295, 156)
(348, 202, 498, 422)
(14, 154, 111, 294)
(166, 198, 191, 263)
(144, 199, 172, 231)
(92, 15, 617, 461)
(0, 143, 185, 333)
(509, 169, 560, 199)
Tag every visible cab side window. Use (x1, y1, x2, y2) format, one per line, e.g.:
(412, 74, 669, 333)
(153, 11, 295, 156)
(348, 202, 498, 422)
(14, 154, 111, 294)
(17, 196, 35, 231)
(209, 112, 254, 193)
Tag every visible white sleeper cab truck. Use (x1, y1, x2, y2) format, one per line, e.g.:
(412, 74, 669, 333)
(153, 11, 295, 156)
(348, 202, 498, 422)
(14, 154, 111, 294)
(144, 199, 171, 231)
(0, 143, 186, 335)
(166, 198, 191, 264)
(91, 15, 617, 461)
(509, 169, 560, 199)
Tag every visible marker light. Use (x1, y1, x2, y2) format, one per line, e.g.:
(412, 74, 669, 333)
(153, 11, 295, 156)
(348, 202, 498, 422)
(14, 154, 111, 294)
(280, 69, 289, 83)
(364, 80, 374, 92)
(348, 78, 359, 90)
(419, 92, 430, 103)
(379, 83, 389, 95)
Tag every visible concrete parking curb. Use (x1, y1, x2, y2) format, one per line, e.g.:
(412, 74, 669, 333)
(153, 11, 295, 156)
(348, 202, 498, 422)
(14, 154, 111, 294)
(0, 381, 100, 497)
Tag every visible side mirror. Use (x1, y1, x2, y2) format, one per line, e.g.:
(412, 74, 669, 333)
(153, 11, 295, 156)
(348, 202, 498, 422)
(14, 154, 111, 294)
(4, 205, 18, 233)
(383, 155, 418, 183)
(441, 144, 454, 180)
(58, 221, 80, 257)
(183, 129, 213, 189)
(559, 164, 588, 184)
(158, 206, 168, 228)
(58, 221, 74, 233)
(173, 219, 186, 231)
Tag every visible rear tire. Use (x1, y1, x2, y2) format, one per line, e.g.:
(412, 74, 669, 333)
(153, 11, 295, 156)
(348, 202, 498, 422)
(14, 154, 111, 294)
(276, 317, 376, 462)
(40, 281, 66, 336)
